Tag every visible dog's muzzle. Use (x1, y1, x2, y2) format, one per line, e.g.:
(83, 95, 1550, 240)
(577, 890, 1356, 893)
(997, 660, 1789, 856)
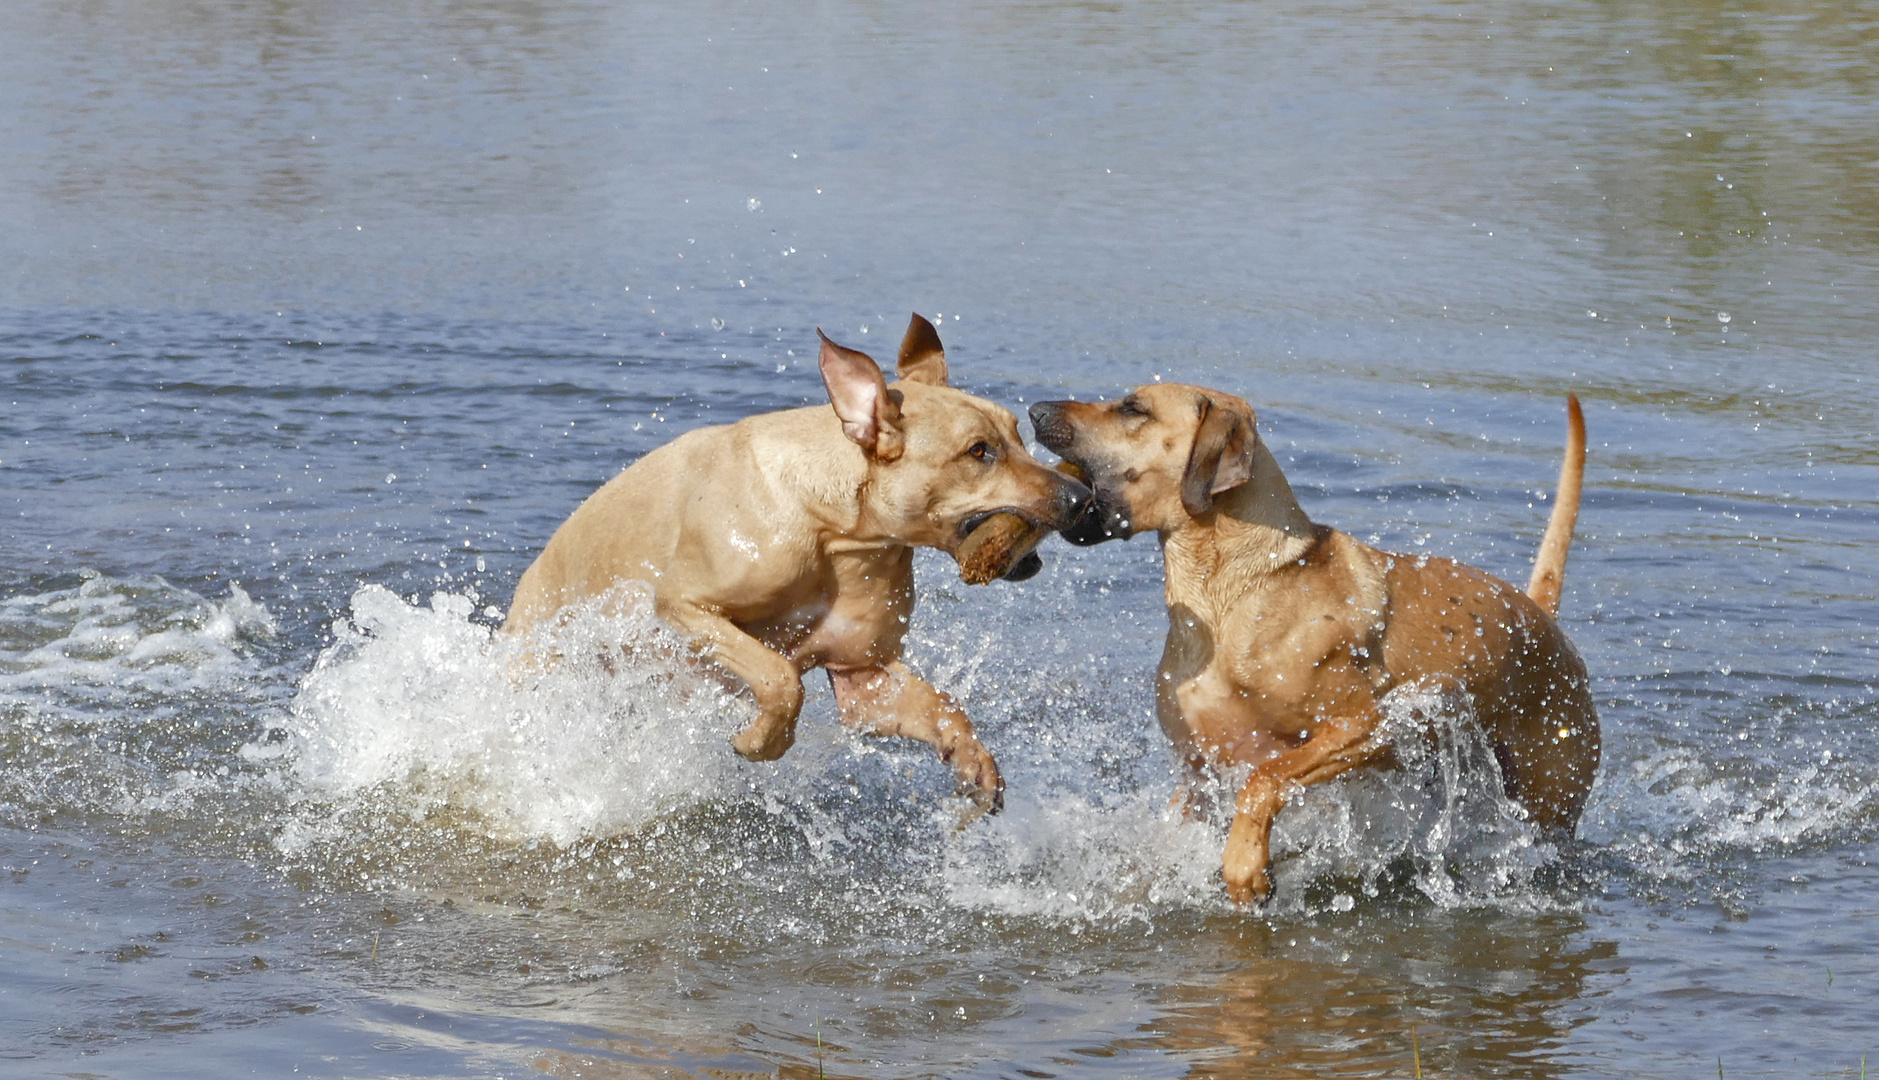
(1029, 400, 1078, 456)
(1030, 401, 1120, 545)
(1000, 550, 1044, 582)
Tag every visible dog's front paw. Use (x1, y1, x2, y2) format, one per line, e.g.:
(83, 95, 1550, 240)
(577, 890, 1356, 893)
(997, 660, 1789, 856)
(730, 719, 795, 762)
(949, 741, 1004, 815)
(1221, 814, 1273, 906)
(1223, 864, 1271, 907)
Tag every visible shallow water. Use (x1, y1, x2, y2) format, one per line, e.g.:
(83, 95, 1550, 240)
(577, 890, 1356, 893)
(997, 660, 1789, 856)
(3, 0, 1876, 1076)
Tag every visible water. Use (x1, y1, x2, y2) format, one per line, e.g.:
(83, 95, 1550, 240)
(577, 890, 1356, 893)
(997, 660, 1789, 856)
(3, 0, 1876, 1076)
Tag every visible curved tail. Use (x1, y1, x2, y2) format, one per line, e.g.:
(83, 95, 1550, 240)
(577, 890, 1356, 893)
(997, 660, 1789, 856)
(1526, 394, 1586, 617)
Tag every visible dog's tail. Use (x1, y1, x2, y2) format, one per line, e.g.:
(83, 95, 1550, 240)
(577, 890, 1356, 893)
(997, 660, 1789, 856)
(1526, 394, 1586, 617)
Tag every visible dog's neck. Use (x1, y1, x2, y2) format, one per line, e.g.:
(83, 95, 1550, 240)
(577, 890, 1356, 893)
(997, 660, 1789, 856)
(1161, 437, 1316, 608)
(781, 422, 906, 550)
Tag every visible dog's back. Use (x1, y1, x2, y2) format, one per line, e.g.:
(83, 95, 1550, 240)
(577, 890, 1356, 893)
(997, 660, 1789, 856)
(503, 407, 853, 639)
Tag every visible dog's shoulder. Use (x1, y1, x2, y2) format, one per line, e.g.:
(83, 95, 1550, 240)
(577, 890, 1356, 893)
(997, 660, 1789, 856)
(621, 406, 860, 497)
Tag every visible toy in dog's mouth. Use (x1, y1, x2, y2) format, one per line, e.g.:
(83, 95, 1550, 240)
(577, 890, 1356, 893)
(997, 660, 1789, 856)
(955, 510, 1048, 585)
(953, 461, 1101, 584)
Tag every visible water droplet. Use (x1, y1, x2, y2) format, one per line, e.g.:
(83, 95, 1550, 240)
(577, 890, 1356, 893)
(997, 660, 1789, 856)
(1717, 312, 1731, 324)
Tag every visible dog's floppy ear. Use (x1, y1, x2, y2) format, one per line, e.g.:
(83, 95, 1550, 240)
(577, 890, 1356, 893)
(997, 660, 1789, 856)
(1181, 395, 1257, 517)
(818, 329, 905, 460)
(896, 313, 950, 386)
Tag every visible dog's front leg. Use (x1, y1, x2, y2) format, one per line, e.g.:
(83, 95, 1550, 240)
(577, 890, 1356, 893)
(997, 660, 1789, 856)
(664, 603, 805, 762)
(828, 661, 1004, 815)
(1222, 711, 1383, 905)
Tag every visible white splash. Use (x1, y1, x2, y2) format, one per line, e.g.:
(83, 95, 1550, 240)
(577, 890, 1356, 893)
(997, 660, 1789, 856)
(282, 584, 761, 847)
(1266, 682, 1553, 909)
(944, 789, 1228, 920)
(1588, 739, 1879, 884)
(936, 679, 1555, 919)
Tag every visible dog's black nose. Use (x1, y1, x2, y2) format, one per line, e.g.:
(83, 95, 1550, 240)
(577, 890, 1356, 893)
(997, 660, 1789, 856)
(1029, 401, 1076, 452)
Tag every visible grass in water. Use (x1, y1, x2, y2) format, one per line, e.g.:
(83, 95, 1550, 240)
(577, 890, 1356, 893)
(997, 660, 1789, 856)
(1412, 1027, 1422, 1080)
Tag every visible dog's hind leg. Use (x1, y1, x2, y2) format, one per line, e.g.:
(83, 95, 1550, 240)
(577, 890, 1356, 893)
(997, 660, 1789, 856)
(829, 661, 1004, 816)
(662, 602, 805, 762)
(1222, 708, 1389, 905)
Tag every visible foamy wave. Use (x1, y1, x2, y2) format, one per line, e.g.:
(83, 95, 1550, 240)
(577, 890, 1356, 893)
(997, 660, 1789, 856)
(1593, 744, 1878, 883)
(0, 570, 276, 692)
(0, 570, 280, 819)
(282, 584, 758, 847)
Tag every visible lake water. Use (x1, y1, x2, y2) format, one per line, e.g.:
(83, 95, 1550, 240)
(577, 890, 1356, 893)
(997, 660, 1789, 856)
(3, 0, 1876, 1076)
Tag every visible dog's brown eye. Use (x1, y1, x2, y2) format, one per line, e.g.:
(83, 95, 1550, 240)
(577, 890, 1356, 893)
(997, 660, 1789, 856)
(967, 440, 996, 462)
(1116, 399, 1149, 419)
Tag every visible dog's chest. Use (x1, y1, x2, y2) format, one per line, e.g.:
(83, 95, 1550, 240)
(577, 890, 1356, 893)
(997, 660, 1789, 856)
(748, 545, 914, 668)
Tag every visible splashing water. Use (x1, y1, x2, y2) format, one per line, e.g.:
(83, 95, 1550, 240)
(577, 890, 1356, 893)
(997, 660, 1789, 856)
(272, 582, 1577, 922)
(281, 583, 756, 849)
(24, 571, 1856, 929)
(1270, 684, 1556, 912)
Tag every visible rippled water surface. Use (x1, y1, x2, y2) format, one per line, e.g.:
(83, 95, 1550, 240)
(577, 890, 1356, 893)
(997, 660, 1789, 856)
(3, 1, 1876, 1077)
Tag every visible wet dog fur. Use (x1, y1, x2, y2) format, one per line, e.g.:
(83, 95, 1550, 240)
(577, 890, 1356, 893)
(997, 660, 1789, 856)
(1031, 386, 1596, 902)
(504, 316, 1090, 814)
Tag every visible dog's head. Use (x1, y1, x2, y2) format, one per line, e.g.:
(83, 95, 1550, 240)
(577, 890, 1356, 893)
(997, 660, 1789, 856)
(1028, 383, 1258, 543)
(819, 316, 1090, 579)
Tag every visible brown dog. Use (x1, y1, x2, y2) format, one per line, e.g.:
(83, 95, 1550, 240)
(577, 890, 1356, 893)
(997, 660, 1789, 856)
(504, 315, 1090, 812)
(1030, 386, 1596, 902)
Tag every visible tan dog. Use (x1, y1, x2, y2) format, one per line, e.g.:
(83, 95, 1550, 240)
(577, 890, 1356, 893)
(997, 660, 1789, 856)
(504, 316, 1090, 812)
(1030, 386, 1596, 902)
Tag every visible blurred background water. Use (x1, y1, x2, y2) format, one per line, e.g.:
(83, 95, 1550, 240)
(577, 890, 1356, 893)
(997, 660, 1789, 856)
(2, 1, 1875, 1077)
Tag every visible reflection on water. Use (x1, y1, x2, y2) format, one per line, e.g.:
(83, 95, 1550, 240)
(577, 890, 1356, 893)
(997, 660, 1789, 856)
(3, 0, 1877, 1076)
(1145, 914, 1607, 1079)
